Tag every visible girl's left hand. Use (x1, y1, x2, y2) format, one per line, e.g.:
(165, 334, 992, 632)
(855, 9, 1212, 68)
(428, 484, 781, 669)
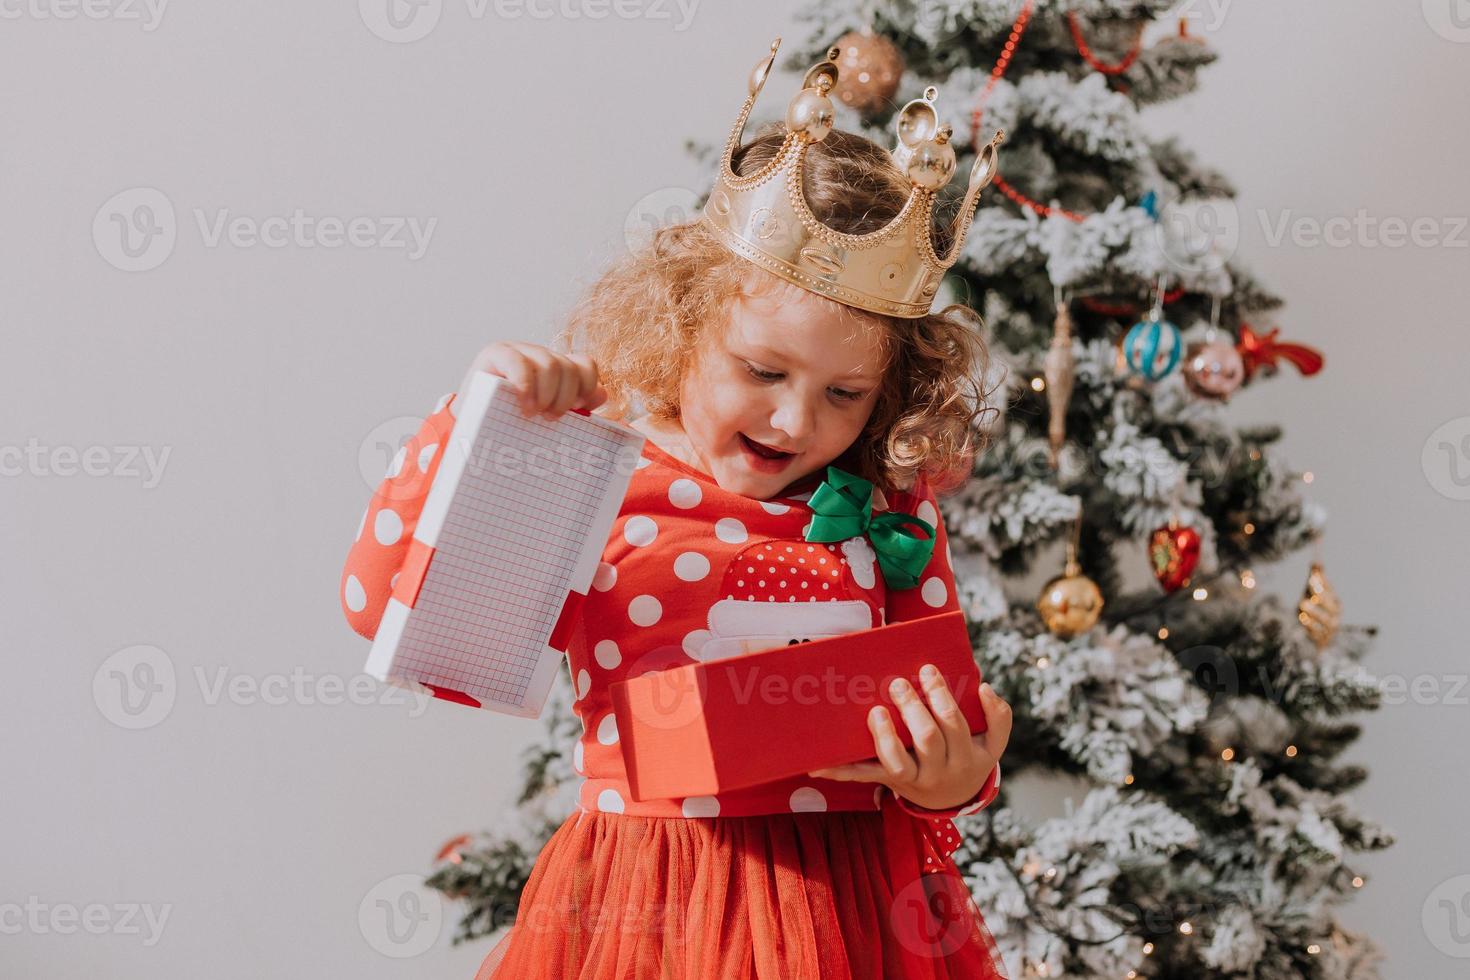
(807, 666, 1012, 811)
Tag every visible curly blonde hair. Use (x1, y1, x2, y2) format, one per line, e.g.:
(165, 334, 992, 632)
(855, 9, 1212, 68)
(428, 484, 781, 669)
(555, 123, 995, 496)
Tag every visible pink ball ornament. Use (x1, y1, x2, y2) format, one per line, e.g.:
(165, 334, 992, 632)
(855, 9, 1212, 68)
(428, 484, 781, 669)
(1183, 340, 1245, 400)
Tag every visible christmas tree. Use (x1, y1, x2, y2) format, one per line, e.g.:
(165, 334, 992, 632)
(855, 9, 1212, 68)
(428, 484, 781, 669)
(427, 3, 1393, 976)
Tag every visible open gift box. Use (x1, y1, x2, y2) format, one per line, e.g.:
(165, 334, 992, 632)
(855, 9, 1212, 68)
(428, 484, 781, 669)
(607, 610, 986, 802)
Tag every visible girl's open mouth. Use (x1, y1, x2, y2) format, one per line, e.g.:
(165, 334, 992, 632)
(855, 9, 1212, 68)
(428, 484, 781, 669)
(739, 433, 795, 471)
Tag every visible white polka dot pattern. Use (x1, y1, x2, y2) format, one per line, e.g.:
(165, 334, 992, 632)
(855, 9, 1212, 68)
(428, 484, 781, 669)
(628, 594, 662, 626)
(374, 508, 403, 546)
(386, 446, 407, 479)
(344, 575, 367, 613)
(624, 516, 658, 547)
(789, 787, 827, 812)
(668, 478, 702, 509)
(340, 394, 458, 641)
(673, 551, 710, 581)
(681, 795, 720, 817)
(681, 629, 711, 659)
(714, 517, 747, 543)
(594, 639, 621, 670)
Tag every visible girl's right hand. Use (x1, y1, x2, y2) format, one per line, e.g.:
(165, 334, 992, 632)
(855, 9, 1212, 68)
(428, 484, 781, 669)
(459, 341, 608, 420)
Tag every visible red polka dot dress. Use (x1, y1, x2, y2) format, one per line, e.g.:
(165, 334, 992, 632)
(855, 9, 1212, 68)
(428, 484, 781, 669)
(342, 392, 1007, 980)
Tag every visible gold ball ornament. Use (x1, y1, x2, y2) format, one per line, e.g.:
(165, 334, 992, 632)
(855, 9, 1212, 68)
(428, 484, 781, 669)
(1298, 560, 1341, 649)
(1037, 557, 1104, 638)
(830, 29, 905, 117)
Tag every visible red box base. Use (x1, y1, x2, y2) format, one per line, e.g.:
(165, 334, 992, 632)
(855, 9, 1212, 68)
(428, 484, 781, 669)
(608, 610, 986, 802)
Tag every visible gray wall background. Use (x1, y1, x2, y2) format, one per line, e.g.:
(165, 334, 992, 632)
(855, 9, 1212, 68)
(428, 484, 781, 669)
(3, 1, 1466, 977)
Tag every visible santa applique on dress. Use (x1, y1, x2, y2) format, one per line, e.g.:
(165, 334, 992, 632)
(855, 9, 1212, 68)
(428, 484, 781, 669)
(700, 536, 881, 661)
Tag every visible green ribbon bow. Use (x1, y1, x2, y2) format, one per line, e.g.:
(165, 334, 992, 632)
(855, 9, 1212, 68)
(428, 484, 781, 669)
(802, 466, 936, 590)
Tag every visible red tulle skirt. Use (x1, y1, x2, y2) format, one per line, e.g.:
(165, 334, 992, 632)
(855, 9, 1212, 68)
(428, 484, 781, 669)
(474, 807, 1009, 980)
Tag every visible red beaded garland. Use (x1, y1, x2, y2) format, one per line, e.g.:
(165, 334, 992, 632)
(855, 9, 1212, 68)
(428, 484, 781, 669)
(1066, 12, 1146, 75)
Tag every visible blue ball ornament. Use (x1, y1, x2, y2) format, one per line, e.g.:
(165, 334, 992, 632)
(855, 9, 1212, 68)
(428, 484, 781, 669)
(1124, 316, 1183, 380)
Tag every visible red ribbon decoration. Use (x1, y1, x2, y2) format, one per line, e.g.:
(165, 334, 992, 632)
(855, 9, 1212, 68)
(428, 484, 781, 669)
(1079, 288, 1187, 317)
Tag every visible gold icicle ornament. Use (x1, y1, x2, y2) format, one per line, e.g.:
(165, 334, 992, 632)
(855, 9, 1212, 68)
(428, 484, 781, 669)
(1044, 295, 1076, 468)
(1298, 560, 1341, 649)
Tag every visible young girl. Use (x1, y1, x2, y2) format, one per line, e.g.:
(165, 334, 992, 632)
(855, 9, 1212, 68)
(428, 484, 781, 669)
(341, 39, 1012, 979)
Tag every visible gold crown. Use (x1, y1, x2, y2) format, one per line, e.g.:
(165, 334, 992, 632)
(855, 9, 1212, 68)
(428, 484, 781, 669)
(701, 37, 1004, 319)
